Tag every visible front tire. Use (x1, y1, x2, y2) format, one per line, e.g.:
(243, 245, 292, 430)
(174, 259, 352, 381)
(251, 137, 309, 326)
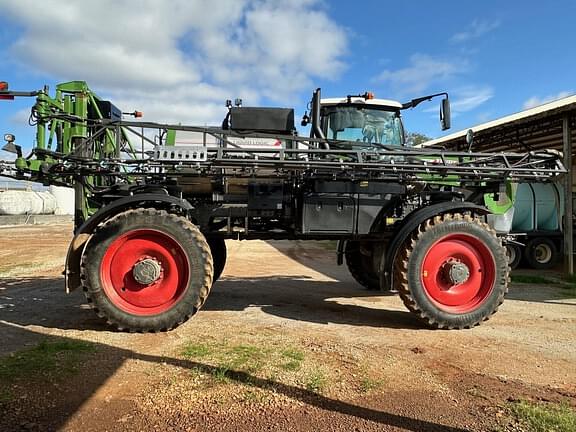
(81, 208, 213, 332)
(394, 213, 509, 329)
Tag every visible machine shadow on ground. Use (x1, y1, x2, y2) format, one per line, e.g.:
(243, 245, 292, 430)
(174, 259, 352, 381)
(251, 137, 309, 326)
(505, 283, 576, 306)
(205, 276, 420, 330)
(262, 239, 576, 306)
(0, 323, 471, 432)
(1, 270, 573, 341)
(0, 275, 419, 333)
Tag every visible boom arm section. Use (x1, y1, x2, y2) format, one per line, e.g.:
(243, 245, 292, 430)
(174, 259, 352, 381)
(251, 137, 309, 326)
(0, 83, 567, 230)
(1, 119, 566, 185)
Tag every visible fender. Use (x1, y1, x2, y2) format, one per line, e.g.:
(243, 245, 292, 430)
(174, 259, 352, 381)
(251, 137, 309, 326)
(65, 193, 193, 293)
(380, 201, 490, 290)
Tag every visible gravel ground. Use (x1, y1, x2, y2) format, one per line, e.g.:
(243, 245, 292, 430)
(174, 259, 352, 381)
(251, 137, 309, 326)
(0, 224, 574, 431)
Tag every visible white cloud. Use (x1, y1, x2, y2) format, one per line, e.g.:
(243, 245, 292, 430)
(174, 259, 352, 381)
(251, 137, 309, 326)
(423, 85, 494, 117)
(8, 109, 31, 125)
(374, 54, 468, 96)
(1, 0, 347, 124)
(451, 85, 494, 113)
(523, 91, 573, 110)
(451, 19, 500, 44)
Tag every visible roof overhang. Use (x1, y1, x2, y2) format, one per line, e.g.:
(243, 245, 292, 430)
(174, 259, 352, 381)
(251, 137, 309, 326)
(421, 94, 576, 154)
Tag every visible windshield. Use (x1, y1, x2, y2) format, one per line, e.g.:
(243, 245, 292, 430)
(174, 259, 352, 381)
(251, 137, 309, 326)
(324, 106, 404, 148)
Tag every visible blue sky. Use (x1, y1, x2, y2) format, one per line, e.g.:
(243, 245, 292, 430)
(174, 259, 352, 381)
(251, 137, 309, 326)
(1, 0, 575, 154)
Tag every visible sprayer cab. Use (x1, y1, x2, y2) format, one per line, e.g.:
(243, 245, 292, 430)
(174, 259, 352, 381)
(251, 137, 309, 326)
(302, 88, 451, 149)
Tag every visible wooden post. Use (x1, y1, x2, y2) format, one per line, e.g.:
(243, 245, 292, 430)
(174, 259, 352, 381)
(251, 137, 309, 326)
(562, 115, 573, 275)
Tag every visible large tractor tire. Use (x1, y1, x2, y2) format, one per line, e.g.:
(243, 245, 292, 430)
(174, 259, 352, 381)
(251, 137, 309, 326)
(394, 213, 509, 329)
(505, 242, 522, 270)
(344, 240, 380, 290)
(81, 208, 213, 332)
(524, 237, 559, 270)
(207, 237, 227, 283)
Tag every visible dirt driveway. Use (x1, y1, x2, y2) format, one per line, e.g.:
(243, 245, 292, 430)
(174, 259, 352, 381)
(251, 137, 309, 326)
(0, 224, 575, 431)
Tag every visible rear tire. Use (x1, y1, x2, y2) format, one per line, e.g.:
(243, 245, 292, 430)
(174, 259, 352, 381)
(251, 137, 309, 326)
(394, 213, 509, 329)
(207, 237, 227, 283)
(81, 208, 213, 332)
(345, 241, 380, 290)
(524, 237, 559, 270)
(506, 243, 522, 270)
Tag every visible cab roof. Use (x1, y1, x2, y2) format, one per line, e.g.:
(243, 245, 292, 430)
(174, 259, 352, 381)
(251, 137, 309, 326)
(320, 97, 402, 109)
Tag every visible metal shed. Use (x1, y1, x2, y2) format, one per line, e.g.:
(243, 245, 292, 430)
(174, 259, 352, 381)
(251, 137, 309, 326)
(422, 95, 576, 274)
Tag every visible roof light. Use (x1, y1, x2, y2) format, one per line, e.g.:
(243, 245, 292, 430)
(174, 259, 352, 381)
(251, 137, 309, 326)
(364, 91, 375, 100)
(0, 81, 8, 91)
(123, 110, 143, 118)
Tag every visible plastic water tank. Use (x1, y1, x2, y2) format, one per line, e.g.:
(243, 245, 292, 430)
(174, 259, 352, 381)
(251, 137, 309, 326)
(49, 186, 75, 215)
(533, 183, 562, 230)
(513, 183, 535, 231)
(0, 190, 57, 215)
(511, 182, 563, 232)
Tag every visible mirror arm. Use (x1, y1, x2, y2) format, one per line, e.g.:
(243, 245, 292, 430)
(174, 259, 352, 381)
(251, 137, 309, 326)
(401, 92, 449, 110)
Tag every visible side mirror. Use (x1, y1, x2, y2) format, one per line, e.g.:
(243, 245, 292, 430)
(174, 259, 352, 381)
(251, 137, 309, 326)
(440, 97, 451, 131)
(466, 129, 474, 151)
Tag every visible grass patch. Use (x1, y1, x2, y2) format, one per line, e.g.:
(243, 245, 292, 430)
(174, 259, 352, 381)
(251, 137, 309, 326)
(182, 341, 269, 380)
(182, 343, 212, 358)
(212, 366, 231, 383)
(0, 340, 94, 381)
(558, 287, 576, 299)
(511, 275, 554, 285)
(182, 340, 308, 379)
(0, 339, 95, 403)
(228, 345, 265, 372)
(280, 348, 305, 371)
(508, 400, 576, 432)
(181, 339, 333, 395)
(359, 376, 383, 393)
(305, 368, 328, 393)
(564, 273, 576, 285)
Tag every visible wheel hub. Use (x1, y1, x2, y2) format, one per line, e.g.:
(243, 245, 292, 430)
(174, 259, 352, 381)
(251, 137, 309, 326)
(420, 233, 497, 313)
(534, 244, 552, 263)
(443, 260, 470, 286)
(132, 257, 162, 285)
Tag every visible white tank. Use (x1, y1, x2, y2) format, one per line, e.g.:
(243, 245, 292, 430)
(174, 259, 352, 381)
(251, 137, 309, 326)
(0, 190, 57, 215)
(49, 186, 75, 215)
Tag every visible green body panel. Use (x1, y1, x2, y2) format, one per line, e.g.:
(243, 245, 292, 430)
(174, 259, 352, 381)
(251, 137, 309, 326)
(14, 157, 27, 170)
(413, 155, 515, 211)
(63, 95, 72, 153)
(71, 93, 87, 139)
(15, 81, 136, 219)
(165, 129, 176, 146)
(484, 182, 515, 215)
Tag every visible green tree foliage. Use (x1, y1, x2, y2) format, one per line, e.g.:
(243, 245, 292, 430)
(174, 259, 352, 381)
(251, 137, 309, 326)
(406, 132, 433, 146)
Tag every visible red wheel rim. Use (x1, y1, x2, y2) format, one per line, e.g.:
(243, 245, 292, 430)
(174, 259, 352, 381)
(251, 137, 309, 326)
(100, 229, 190, 316)
(420, 233, 496, 313)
